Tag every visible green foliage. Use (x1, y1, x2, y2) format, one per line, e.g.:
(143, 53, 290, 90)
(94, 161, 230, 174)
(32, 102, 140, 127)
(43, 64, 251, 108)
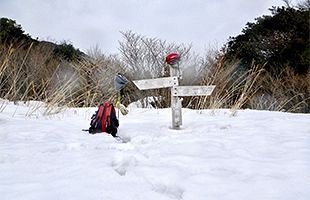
(0, 17, 31, 44)
(53, 42, 84, 61)
(225, 6, 310, 74)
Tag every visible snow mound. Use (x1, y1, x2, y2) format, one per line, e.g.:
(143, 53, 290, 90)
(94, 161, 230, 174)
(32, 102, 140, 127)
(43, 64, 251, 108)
(0, 101, 309, 200)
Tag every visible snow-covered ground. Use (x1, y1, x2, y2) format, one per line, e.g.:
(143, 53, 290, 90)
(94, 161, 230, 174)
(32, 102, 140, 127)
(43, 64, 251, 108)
(0, 100, 309, 200)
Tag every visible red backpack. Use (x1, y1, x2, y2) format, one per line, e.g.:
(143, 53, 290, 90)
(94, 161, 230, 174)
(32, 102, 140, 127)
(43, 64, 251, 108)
(88, 101, 119, 137)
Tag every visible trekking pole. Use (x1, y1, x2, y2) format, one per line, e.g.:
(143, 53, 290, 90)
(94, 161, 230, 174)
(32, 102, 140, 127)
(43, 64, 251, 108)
(117, 92, 121, 122)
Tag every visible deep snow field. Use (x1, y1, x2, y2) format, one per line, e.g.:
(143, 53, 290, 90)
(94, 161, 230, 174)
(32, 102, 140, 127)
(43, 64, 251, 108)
(0, 100, 309, 200)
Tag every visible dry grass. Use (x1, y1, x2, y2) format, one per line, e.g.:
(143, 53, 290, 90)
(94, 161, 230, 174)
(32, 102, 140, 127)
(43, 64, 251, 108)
(187, 57, 264, 112)
(250, 66, 310, 113)
(0, 43, 122, 115)
(0, 41, 308, 115)
(186, 56, 309, 114)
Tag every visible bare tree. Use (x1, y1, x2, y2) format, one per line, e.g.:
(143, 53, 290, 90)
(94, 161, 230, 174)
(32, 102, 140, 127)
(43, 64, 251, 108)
(297, 0, 310, 9)
(282, 0, 293, 7)
(118, 31, 192, 79)
(118, 31, 201, 108)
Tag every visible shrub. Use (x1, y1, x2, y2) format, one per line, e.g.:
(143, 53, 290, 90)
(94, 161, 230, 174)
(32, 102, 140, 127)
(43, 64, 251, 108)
(0, 17, 32, 45)
(53, 42, 84, 61)
(224, 6, 310, 74)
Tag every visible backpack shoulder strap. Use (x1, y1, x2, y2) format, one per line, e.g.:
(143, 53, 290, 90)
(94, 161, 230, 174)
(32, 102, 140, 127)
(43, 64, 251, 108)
(90, 104, 105, 127)
(101, 102, 113, 132)
(96, 104, 105, 121)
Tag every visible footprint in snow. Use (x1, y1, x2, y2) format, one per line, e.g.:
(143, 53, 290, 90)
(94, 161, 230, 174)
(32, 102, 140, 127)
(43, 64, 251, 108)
(152, 183, 184, 200)
(111, 155, 137, 176)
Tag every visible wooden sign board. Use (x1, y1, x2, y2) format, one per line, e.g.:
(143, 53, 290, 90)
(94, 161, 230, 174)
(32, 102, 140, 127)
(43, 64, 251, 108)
(172, 85, 216, 97)
(132, 64, 216, 129)
(133, 76, 178, 90)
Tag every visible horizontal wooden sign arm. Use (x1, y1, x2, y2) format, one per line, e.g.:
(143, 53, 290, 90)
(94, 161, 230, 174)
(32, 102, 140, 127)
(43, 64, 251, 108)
(172, 85, 216, 96)
(133, 76, 179, 90)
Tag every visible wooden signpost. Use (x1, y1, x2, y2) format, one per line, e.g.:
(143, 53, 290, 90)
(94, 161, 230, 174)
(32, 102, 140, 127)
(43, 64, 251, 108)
(133, 55, 215, 129)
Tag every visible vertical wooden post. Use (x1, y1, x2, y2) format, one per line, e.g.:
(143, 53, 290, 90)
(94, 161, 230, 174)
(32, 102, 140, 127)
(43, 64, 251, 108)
(170, 65, 182, 129)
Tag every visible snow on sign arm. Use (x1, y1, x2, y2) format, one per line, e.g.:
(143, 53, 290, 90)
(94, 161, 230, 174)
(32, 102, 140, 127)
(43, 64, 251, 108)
(133, 53, 216, 129)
